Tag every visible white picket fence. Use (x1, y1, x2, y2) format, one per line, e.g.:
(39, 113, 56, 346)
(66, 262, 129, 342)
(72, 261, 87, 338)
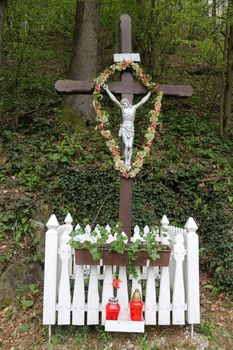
(43, 214, 200, 333)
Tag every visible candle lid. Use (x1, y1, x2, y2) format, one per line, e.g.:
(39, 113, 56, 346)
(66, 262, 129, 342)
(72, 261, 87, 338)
(108, 296, 119, 304)
(131, 289, 142, 301)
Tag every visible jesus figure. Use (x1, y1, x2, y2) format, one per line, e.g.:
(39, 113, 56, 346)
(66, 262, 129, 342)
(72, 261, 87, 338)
(103, 84, 151, 168)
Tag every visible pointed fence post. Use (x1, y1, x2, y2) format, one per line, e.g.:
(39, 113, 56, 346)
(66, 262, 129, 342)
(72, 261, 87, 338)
(159, 215, 171, 325)
(160, 215, 170, 243)
(43, 214, 59, 325)
(185, 217, 200, 324)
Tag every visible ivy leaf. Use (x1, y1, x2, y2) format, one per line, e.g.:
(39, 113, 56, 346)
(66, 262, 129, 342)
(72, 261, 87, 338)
(21, 299, 34, 308)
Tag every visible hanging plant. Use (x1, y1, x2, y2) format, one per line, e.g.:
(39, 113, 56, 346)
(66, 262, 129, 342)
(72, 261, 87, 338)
(93, 60, 163, 178)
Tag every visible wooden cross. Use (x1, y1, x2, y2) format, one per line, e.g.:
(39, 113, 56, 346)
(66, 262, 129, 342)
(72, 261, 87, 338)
(55, 14, 192, 238)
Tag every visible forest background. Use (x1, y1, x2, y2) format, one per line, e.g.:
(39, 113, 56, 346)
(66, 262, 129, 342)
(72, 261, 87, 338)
(0, 1, 232, 346)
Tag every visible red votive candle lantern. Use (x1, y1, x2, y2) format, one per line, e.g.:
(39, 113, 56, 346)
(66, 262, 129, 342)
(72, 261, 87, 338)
(130, 289, 143, 321)
(106, 296, 120, 320)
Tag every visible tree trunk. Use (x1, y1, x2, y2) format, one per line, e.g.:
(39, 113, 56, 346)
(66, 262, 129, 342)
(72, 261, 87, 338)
(222, 2, 233, 134)
(0, 0, 7, 68)
(0, 0, 7, 69)
(0, 0, 7, 158)
(68, 0, 100, 122)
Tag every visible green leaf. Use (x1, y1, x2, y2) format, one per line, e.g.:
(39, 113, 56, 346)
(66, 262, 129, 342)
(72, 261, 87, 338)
(203, 284, 214, 290)
(17, 323, 31, 333)
(21, 299, 34, 308)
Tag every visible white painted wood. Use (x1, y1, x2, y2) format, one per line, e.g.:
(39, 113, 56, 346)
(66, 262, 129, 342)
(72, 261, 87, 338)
(131, 267, 142, 297)
(43, 215, 200, 330)
(114, 53, 140, 62)
(105, 319, 144, 333)
(105, 224, 111, 234)
(87, 265, 99, 324)
(158, 267, 170, 325)
(160, 215, 170, 245)
(102, 266, 113, 325)
(117, 266, 129, 313)
(131, 225, 143, 243)
(143, 225, 149, 236)
(58, 229, 72, 325)
(64, 214, 73, 277)
(43, 215, 59, 325)
(185, 217, 200, 324)
(172, 232, 185, 325)
(72, 265, 85, 325)
(64, 213, 73, 225)
(145, 266, 156, 325)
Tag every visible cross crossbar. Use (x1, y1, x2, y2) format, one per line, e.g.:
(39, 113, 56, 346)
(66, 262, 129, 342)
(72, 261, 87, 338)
(55, 80, 193, 97)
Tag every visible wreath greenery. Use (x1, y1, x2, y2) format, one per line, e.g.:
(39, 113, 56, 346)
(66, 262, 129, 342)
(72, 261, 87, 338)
(93, 60, 163, 178)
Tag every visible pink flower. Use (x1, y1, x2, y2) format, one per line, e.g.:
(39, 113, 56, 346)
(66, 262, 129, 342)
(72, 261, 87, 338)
(98, 123, 104, 130)
(147, 141, 153, 148)
(95, 85, 101, 91)
(95, 105, 101, 111)
(155, 106, 161, 112)
(122, 171, 129, 179)
(121, 60, 128, 68)
(152, 85, 158, 92)
(151, 122, 157, 128)
(112, 150, 120, 156)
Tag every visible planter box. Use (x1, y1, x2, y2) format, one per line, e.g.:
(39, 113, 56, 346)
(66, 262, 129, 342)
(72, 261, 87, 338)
(75, 248, 100, 265)
(103, 248, 128, 266)
(134, 246, 171, 266)
(75, 245, 171, 267)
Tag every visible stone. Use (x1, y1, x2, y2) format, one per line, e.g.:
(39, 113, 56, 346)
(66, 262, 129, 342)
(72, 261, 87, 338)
(0, 262, 43, 306)
(0, 141, 8, 166)
(31, 200, 51, 223)
(30, 219, 45, 258)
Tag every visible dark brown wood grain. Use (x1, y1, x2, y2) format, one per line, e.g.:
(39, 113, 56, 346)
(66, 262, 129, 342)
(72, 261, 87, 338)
(119, 14, 133, 239)
(55, 80, 193, 97)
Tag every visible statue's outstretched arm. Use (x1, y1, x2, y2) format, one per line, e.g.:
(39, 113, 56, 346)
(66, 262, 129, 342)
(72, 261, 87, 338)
(134, 91, 151, 109)
(102, 84, 122, 108)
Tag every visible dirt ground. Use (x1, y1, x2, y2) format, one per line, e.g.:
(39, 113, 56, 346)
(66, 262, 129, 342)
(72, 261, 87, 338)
(0, 280, 232, 350)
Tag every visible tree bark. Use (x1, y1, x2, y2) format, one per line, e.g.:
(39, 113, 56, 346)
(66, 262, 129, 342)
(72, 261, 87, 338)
(0, 0, 7, 69)
(0, 0, 7, 156)
(222, 1, 233, 134)
(68, 0, 100, 122)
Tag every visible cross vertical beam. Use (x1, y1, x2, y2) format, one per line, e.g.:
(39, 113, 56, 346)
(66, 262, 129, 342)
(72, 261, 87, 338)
(119, 14, 133, 238)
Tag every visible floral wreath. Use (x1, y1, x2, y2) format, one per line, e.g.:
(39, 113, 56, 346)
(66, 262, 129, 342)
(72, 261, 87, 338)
(93, 60, 163, 178)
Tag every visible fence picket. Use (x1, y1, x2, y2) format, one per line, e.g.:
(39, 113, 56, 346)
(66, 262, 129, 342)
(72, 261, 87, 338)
(87, 265, 99, 324)
(43, 215, 59, 325)
(72, 265, 85, 325)
(58, 229, 72, 325)
(172, 232, 185, 325)
(131, 267, 142, 296)
(117, 266, 129, 314)
(145, 266, 156, 325)
(185, 218, 200, 324)
(102, 266, 113, 324)
(158, 267, 170, 325)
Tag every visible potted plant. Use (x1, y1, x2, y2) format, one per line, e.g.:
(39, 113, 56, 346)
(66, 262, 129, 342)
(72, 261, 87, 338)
(69, 223, 171, 276)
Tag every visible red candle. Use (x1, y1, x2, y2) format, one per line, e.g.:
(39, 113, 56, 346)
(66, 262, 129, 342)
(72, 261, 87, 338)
(106, 297, 120, 320)
(130, 289, 143, 321)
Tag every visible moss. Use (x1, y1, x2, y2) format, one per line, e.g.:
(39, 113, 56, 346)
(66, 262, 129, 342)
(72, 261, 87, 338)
(60, 103, 88, 134)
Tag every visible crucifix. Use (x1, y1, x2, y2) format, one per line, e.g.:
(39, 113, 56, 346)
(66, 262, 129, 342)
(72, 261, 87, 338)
(55, 14, 193, 239)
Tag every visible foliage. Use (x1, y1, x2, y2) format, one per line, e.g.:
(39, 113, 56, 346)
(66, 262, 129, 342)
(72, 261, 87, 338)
(0, 0, 232, 297)
(70, 223, 166, 277)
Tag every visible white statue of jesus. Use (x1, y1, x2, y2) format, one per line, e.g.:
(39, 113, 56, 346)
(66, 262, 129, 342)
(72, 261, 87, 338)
(103, 84, 151, 168)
